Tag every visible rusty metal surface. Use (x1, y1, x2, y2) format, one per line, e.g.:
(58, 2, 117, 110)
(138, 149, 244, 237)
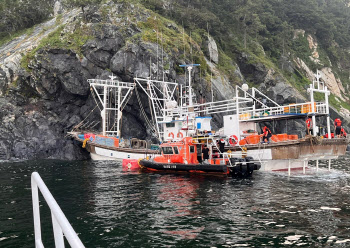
(232, 138, 348, 160)
(271, 145, 300, 159)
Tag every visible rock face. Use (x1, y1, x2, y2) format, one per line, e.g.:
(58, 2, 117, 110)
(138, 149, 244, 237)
(320, 67, 346, 101)
(208, 36, 219, 64)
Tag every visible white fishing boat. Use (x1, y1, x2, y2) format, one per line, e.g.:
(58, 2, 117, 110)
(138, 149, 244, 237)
(139, 67, 348, 173)
(68, 76, 160, 161)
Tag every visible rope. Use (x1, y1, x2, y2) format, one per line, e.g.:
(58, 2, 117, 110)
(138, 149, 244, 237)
(91, 87, 102, 112)
(135, 86, 158, 136)
(70, 88, 101, 133)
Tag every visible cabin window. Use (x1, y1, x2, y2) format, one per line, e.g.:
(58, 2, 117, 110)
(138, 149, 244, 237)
(189, 146, 195, 153)
(173, 146, 179, 154)
(162, 147, 174, 154)
(166, 122, 175, 128)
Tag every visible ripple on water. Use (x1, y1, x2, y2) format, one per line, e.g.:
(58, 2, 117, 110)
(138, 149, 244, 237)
(0, 155, 350, 247)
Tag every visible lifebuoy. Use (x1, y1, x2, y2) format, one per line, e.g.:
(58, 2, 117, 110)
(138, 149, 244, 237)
(177, 132, 183, 138)
(229, 135, 238, 146)
(168, 132, 174, 139)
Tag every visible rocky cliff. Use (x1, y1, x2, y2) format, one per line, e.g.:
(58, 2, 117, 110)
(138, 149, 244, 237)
(0, 1, 348, 160)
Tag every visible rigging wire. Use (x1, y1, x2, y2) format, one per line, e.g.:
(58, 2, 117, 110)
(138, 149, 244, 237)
(70, 88, 101, 132)
(135, 86, 158, 136)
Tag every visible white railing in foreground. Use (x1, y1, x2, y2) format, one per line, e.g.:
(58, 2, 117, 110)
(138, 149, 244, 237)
(31, 172, 85, 248)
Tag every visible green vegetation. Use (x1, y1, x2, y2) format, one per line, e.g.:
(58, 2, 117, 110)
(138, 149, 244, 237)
(0, 0, 53, 43)
(136, 0, 350, 109)
(329, 94, 350, 112)
(21, 23, 92, 71)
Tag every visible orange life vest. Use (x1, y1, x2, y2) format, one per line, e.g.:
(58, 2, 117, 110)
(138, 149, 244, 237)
(335, 118, 342, 127)
(306, 118, 312, 128)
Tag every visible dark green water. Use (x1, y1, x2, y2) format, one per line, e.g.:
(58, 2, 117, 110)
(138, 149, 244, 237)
(1, 155, 350, 247)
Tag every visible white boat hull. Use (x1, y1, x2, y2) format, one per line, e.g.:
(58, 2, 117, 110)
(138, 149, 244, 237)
(91, 147, 148, 161)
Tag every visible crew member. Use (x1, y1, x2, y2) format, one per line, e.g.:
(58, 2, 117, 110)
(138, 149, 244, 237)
(217, 139, 225, 158)
(306, 117, 312, 135)
(202, 145, 210, 163)
(340, 128, 347, 138)
(334, 118, 342, 138)
(261, 126, 272, 144)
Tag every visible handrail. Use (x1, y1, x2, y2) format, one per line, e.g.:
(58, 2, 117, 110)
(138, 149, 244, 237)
(31, 172, 85, 248)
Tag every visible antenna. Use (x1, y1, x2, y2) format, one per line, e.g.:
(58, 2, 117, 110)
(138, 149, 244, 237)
(161, 31, 164, 82)
(207, 22, 214, 102)
(179, 64, 200, 107)
(157, 29, 159, 80)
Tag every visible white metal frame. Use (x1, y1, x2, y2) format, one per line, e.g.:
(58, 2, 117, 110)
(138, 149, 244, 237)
(134, 77, 179, 140)
(89, 76, 135, 137)
(31, 172, 85, 248)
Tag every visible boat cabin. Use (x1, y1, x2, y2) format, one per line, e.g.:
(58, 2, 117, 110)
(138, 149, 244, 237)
(154, 137, 198, 164)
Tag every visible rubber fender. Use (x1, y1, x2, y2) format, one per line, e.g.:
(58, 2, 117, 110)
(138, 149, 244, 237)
(245, 156, 254, 162)
(230, 157, 239, 163)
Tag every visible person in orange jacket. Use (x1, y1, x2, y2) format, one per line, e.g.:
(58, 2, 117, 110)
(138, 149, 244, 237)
(261, 126, 272, 144)
(306, 117, 312, 135)
(334, 118, 342, 138)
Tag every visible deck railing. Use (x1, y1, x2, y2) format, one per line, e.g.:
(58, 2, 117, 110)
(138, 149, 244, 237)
(31, 172, 85, 248)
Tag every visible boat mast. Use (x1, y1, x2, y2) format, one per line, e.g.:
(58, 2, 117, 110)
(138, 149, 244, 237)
(89, 76, 135, 137)
(180, 64, 200, 111)
(308, 70, 331, 138)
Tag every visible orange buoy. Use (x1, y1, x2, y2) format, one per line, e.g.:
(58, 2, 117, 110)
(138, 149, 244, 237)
(239, 139, 247, 146)
(122, 159, 140, 171)
(277, 133, 288, 141)
(271, 135, 279, 142)
(168, 132, 174, 139)
(229, 135, 238, 146)
(246, 135, 260, 144)
(288, 135, 298, 140)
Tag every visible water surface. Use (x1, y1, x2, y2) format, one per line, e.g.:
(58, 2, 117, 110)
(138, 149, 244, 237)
(1, 155, 350, 247)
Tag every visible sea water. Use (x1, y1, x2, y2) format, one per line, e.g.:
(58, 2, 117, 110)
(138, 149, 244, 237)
(0, 154, 350, 247)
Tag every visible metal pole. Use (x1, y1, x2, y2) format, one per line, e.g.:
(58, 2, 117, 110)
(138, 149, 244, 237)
(32, 179, 42, 248)
(303, 160, 306, 174)
(236, 85, 240, 140)
(31, 172, 85, 248)
(52, 212, 65, 248)
(325, 86, 331, 139)
(328, 159, 331, 171)
(252, 88, 255, 117)
(188, 66, 193, 106)
(288, 160, 291, 176)
(316, 160, 319, 171)
(310, 84, 316, 136)
(117, 86, 121, 138)
(102, 85, 107, 136)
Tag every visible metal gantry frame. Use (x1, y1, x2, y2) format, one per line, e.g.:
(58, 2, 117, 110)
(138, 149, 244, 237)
(89, 76, 135, 137)
(31, 172, 85, 248)
(134, 77, 178, 140)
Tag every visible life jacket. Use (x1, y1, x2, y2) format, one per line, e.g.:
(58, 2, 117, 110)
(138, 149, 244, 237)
(341, 128, 347, 137)
(335, 118, 342, 127)
(324, 133, 335, 139)
(306, 118, 312, 128)
(263, 127, 271, 136)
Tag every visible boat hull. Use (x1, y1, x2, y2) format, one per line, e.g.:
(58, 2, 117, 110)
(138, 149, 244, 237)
(139, 159, 261, 177)
(230, 138, 348, 171)
(140, 160, 228, 173)
(69, 132, 160, 161)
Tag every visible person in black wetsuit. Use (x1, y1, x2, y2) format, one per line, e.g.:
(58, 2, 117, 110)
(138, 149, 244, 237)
(202, 145, 210, 163)
(217, 139, 225, 158)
